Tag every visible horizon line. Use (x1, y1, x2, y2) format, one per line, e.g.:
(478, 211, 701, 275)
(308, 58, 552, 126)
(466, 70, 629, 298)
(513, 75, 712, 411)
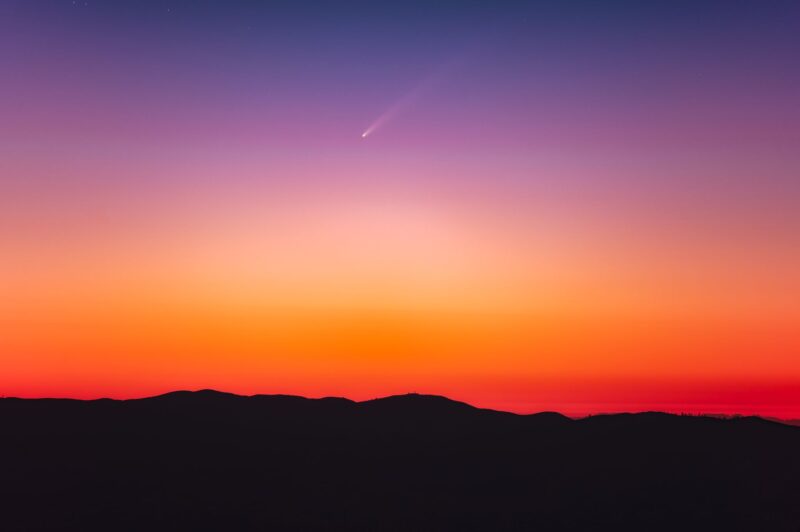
(3, 388, 798, 424)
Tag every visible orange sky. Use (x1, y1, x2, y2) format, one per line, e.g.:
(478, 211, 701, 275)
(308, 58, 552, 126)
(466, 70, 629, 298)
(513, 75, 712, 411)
(2, 171, 798, 416)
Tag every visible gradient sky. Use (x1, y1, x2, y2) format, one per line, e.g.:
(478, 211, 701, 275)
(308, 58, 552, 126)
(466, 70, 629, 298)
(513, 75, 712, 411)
(2, 0, 799, 416)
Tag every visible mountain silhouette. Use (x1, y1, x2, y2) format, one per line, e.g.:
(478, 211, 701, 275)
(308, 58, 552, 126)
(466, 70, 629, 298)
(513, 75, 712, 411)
(2, 391, 798, 531)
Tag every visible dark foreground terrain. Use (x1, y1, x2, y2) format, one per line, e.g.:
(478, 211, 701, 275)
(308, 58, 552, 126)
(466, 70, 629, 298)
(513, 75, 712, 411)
(2, 390, 799, 531)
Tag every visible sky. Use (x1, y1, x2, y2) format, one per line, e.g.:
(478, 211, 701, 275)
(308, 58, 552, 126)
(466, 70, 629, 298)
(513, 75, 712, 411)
(1, 0, 799, 416)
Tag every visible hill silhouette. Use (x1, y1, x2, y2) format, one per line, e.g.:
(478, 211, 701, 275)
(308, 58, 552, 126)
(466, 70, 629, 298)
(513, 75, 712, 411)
(2, 391, 799, 531)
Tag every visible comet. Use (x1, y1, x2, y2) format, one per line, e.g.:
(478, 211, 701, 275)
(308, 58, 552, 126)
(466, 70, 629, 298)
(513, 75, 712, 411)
(360, 93, 415, 139)
(360, 61, 459, 139)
